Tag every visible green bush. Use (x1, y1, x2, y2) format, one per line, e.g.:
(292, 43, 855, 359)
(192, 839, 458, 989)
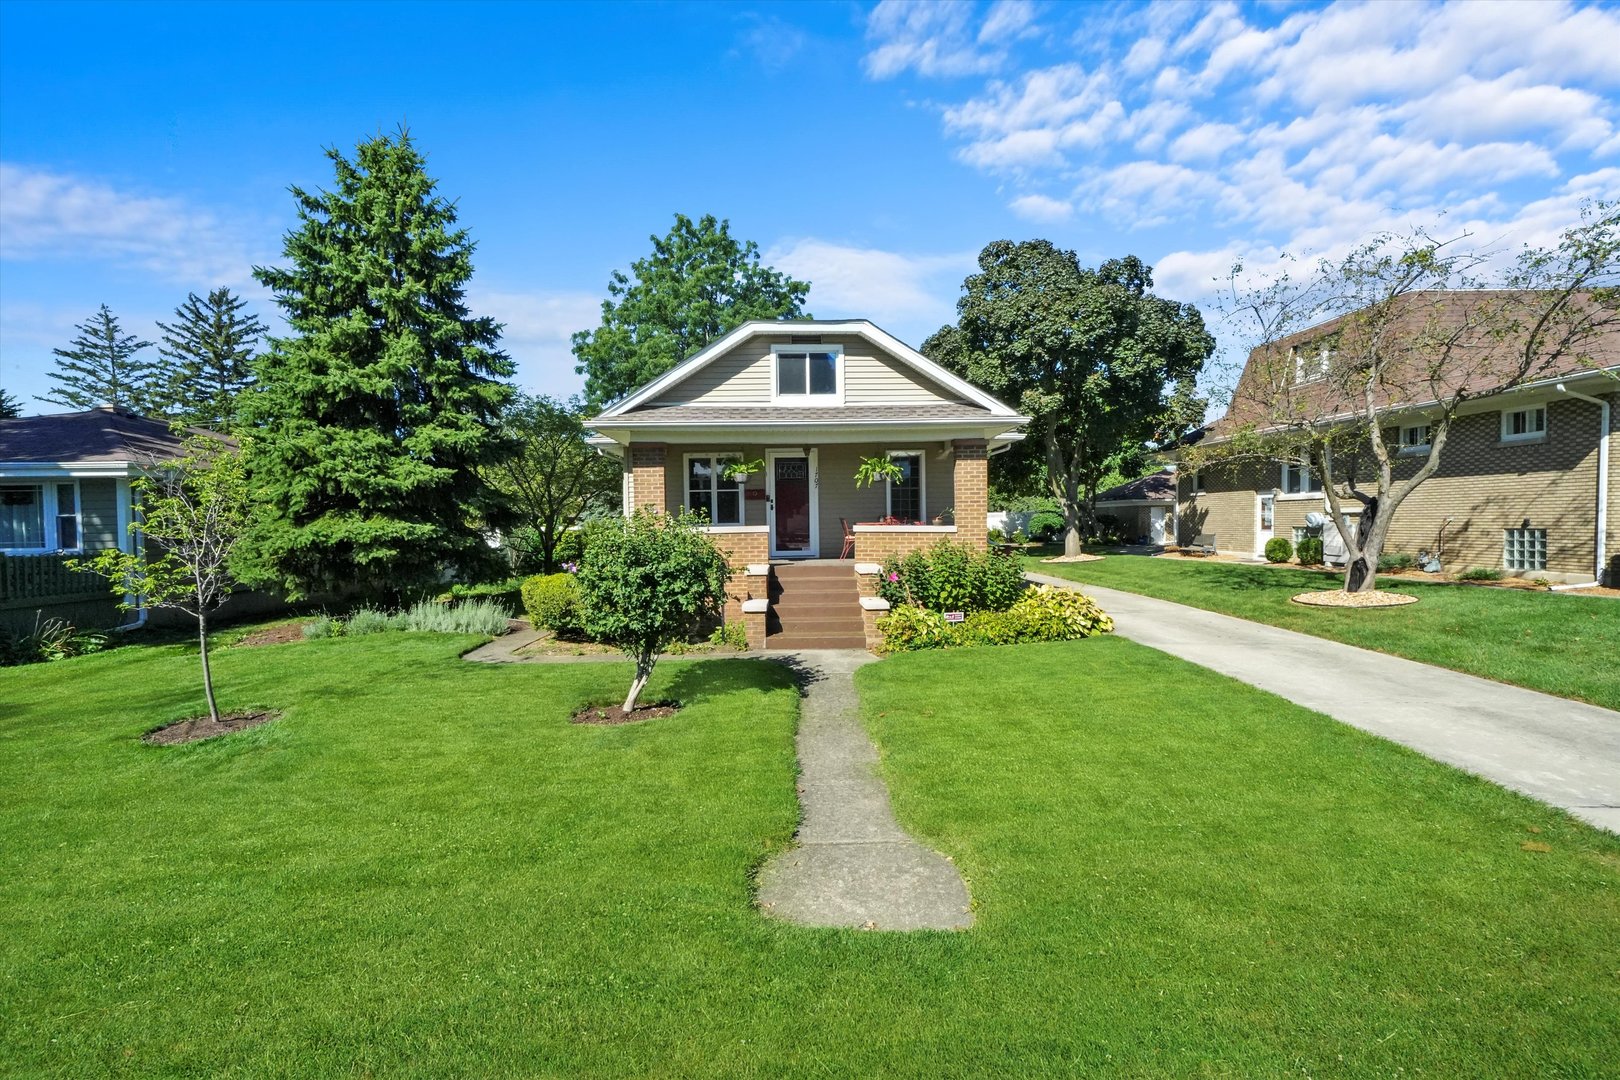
(1457, 566, 1504, 581)
(1264, 537, 1294, 563)
(708, 621, 748, 650)
(1009, 585, 1115, 641)
(1027, 510, 1065, 541)
(395, 599, 512, 634)
(301, 615, 343, 639)
(345, 607, 396, 635)
(875, 604, 951, 652)
(0, 616, 108, 666)
(951, 609, 1027, 647)
(521, 573, 582, 635)
(1296, 536, 1325, 565)
(1378, 552, 1417, 572)
(880, 541, 1027, 614)
(927, 540, 979, 612)
(553, 527, 588, 568)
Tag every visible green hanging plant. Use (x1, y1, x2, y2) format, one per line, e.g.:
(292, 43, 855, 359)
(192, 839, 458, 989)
(719, 457, 764, 481)
(853, 455, 906, 488)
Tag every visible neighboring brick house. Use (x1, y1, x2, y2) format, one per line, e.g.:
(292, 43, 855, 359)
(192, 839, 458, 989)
(1177, 293, 1618, 584)
(587, 320, 1028, 647)
(1095, 471, 1176, 544)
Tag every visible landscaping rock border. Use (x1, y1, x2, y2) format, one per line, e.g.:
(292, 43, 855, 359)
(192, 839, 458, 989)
(1290, 590, 1419, 608)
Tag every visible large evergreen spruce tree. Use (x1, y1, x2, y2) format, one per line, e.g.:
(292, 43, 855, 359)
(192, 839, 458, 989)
(239, 129, 515, 599)
(43, 305, 157, 412)
(0, 387, 23, 418)
(153, 287, 267, 431)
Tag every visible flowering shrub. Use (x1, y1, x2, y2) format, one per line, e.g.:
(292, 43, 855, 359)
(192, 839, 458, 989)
(878, 585, 1112, 652)
(877, 540, 1026, 613)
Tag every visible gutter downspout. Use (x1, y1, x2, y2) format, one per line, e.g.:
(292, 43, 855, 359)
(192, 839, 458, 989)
(113, 479, 146, 632)
(1557, 383, 1612, 585)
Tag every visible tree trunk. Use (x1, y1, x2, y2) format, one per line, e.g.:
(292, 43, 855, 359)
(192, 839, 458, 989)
(198, 611, 220, 723)
(1343, 497, 1381, 593)
(622, 648, 656, 713)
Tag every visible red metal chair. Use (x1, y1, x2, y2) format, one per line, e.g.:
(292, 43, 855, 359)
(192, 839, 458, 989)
(839, 517, 856, 560)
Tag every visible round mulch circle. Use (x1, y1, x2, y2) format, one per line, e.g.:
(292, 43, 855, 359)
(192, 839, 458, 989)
(1041, 554, 1105, 564)
(571, 701, 680, 726)
(144, 710, 282, 745)
(1290, 590, 1418, 608)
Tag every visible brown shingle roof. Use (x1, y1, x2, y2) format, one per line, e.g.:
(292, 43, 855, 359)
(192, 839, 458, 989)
(1096, 472, 1176, 503)
(595, 403, 1001, 425)
(0, 406, 194, 464)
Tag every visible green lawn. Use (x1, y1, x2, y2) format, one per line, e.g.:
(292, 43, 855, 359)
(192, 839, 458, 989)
(3, 632, 1617, 1076)
(1028, 554, 1620, 710)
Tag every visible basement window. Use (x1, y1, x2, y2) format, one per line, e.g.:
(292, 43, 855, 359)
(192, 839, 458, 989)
(1503, 528, 1547, 572)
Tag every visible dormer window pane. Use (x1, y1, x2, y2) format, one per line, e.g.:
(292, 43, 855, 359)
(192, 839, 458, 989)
(808, 352, 837, 394)
(776, 350, 838, 396)
(777, 353, 806, 396)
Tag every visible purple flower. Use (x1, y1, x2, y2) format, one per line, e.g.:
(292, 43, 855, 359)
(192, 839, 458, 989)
(888, 572, 899, 582)
(563, 561, 578, 574)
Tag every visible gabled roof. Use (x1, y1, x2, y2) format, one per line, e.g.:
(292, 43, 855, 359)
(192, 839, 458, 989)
(1096, 471, 1176, 504)
(0, 406, 196, 465)
(592, 319, 1024, 420)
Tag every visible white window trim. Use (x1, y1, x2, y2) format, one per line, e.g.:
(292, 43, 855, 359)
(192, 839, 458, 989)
(1280, 460, 1321, 497)
(1291, 342, 1332, 386)
(1500, 405, 1548, 444)
(884, 449, 926, 522)
(770, 343, 845, 406)
(1398, 423, 1432, 455)
(766, 448, 820, 558)
(0, 479, 82, 555)
(682, 453, 745, 526)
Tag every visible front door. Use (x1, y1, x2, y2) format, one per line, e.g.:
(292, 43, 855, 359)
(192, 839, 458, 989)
(769, 452, 817, 557)
(1256, 493, 1275, 555)
(1149, 506, 1167, 545)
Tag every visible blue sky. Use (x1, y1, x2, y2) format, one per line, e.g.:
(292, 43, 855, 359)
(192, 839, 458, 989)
(3, 0, 1617, 413)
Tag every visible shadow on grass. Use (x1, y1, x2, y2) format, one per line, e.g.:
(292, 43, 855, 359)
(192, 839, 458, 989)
(662, 657, 799, 707)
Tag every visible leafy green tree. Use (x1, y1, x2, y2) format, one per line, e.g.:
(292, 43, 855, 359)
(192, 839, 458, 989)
(575, 509, 730, 713)
(573, 213, 810, 408)
(1200, 205, 1619, 593)
(152, 288, 267, 431)
(73, 437, 249, 723)
(43, 305, 157, 412)
(926, 242, 1213, 556)
(238, 129, 515, 599)
(0, 387, 23, 418)
(484, 394, 621, 573)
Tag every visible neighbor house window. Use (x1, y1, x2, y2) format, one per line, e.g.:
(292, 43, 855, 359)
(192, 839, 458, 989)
(1292, 524, 1323, 544)
(1, 485, 46, 550)
(1291, 333, 1337, 384)
(1399, 424, 1432, 454)
(685, 455, 744, 526)
(886, 451, 924, 523)
(1503, 528, 1547, 571)
(772, 345, 841, 401)
(1501, 406, 1547, 443)
(1281, 460, 1321, 494)
(54, 483, 80, 550)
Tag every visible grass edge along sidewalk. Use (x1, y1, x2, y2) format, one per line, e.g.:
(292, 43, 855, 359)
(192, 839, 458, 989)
(1026, 553, 1620, 711)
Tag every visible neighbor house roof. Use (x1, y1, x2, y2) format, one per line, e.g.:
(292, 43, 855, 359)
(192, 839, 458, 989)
(1212, 289, 1620, 441)
(597, 403, 1001, 425)
(0, 406, 198, 468)
(1096, 472, 1176, 504)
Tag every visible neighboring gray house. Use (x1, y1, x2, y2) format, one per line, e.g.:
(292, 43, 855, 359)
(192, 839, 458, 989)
(1, 407, 185, 631)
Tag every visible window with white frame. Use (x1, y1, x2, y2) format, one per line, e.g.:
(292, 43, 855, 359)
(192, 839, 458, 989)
(1399, 424, 1432, 454)
(1281, 460, 1321, 494)
(54, 483, 80, 549)
(685, 455, 744, 526)
(1291, 333, 1337, 384)
(1501, 405, 1547, 442)
(772, 345, 841, 401)
(886, 451, 924, 523)
(1, 485, 46, 550)
(1503, 527, 1547, 571)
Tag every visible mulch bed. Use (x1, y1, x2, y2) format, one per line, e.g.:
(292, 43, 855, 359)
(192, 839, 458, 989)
(144, 710, 282, 745)
(1041, 554, 1105, 564)
(571, 701, 680, 726)
(1291, 590, 1419, 608)
(234, 621, 307, 647)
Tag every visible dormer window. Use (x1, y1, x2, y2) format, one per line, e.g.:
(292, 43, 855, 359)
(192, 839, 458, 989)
(1291, 333, 1337, 385)
(772, 344, 842, 403)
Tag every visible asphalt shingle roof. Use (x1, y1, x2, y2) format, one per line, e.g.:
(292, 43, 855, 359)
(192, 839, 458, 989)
(0, 407, 194, 464)
(596, 404, 999, 425)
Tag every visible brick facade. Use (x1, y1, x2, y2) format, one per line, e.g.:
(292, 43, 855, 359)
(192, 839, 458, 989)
(628, 442, 667, 511)
(952, 439, 989, 550)
(853, 528, 957, 563)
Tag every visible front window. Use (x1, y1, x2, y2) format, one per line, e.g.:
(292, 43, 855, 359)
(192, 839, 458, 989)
(1501, 406, 1546, 443)
(886, 452, 924, 523)
(1400, 424, 1432, 454)
(686, 456, 744, 526)
(55, 483, 80, 550)
(1504, 528, 1547, 571)
(773, 346, 841, 400)
(1, 485, 45, 550)
(1282, 461, 1321, 494)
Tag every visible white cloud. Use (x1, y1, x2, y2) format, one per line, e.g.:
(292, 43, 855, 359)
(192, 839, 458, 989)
(1008, 193, 1074, 223)
(470, 288, 601, 398)
(864, 0, 1006, 79)
(763, 238, 974, 339)
(0, 163, 265, 287)
(979, 0, 1037, 44)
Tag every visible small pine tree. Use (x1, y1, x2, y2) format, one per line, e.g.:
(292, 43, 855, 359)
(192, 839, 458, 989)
(239, 128, 515, 599)
(43, 305, 157, 412)
(152, 288, 267, 431)
(0, 387, 23, 418)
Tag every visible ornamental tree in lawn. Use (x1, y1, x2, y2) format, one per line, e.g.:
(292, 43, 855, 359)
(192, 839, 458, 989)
(925, 242, 1213, 556)
(74, 436, 249, 723)
(575, 509, 731, 713)
(239, 129, 515, 599)
(573, 213, 810, 409)
(1197, 203, 1619, 593)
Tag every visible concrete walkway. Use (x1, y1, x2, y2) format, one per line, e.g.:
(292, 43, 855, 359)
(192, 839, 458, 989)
(755, 650, 974, 930)
(1028, 573, 1620, 834)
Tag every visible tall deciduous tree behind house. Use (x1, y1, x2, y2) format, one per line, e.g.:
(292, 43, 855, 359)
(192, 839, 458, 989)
(926, 241, 1213, 556)
(1202, 204, 1620, 594)
(573, 213, 810, 409)
(484, 394, 621, 573)
(43, 305, 157, 412)
(238, 129, 515, 599)
(152, 288, 267, 431)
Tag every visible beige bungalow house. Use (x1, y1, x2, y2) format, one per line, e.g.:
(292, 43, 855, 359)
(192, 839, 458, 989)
(587, 320, 1028, 648)
(1178, 293, 1618, 585)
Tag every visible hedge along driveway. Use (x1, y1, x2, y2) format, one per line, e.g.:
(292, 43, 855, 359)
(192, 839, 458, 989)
(1026, 554, 1620, 710)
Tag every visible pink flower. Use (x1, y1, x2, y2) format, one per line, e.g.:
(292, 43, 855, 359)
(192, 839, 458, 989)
(888, 572, 899, 582)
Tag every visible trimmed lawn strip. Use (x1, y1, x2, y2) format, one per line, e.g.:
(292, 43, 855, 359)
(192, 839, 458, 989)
(3, 633, 1616, 1076)
(1028, 554, 1620, 710)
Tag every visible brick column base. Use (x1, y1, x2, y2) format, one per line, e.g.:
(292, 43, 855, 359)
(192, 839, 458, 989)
(952, 439, 988, 551)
